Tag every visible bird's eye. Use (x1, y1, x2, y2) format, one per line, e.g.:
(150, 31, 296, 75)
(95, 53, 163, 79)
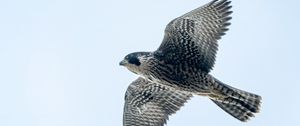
(128, 57, 141, 66)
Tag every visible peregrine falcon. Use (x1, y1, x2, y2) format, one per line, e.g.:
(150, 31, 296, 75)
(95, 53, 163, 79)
(120, 0, 262, 124)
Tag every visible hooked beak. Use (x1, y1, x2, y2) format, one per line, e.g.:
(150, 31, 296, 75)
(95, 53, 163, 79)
(119, 60, 128, 66)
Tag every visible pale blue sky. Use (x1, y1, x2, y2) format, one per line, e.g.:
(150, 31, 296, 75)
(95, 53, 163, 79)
(0, 0, 299, 126)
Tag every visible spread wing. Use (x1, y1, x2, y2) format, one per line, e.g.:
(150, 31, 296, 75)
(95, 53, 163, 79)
(123, 77, 192, 126)
(156, 0, 232, 72)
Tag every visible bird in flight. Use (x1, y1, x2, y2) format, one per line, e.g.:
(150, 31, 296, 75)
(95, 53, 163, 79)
(120, 0, 262, 125)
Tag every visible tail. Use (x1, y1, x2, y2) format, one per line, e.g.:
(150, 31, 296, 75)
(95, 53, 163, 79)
(209, 79, 262, 122)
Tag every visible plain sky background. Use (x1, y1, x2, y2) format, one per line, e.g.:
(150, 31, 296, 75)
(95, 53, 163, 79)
(0, 0, 299, 126)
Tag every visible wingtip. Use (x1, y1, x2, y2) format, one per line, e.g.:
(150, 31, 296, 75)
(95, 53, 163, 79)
(214, 0, 231, 7)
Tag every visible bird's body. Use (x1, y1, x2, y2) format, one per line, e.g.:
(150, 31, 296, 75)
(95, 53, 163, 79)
(120, 0, 262, 125)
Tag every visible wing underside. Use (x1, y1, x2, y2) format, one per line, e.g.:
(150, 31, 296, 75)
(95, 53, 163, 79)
(156, 0, 232, 72)
(123, 77, 192, 126)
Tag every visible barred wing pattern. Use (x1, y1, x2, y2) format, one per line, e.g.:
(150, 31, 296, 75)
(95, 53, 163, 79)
(156, 0, 232, 73)
(123, 77, 192, 126)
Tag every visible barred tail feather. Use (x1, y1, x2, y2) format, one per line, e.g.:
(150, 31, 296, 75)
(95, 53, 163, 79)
(211, 97, 258, 122)
(210, 79, 262, 122)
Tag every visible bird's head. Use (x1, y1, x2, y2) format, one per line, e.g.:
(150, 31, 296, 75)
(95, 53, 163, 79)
(119, 52, 152, 75)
